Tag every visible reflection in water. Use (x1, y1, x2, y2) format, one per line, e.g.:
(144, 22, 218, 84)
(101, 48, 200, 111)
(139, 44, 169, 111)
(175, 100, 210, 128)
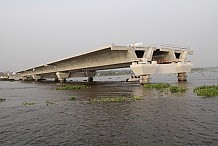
(0, 72, 218, 145)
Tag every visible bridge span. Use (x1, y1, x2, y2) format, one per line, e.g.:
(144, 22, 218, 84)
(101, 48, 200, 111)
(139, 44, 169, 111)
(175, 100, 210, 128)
(9, 44, 193, 84)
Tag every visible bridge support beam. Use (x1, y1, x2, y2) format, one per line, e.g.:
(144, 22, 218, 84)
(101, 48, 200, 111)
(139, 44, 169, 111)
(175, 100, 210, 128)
(178, 72, 187, 81)
(140, 75, 150, 85)
(56, 72, 70, 83)
(32, 74, 41, 81)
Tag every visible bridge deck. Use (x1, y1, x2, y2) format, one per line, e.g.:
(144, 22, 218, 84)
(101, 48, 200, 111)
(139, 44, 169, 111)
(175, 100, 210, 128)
(13, 44, 193, 84)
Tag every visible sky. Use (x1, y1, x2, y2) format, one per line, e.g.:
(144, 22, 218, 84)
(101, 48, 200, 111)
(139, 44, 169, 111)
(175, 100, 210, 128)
(0, 0, 218, 72)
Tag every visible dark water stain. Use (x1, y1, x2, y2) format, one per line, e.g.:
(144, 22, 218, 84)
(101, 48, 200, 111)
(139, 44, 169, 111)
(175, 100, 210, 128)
(0, 72, 218, 146)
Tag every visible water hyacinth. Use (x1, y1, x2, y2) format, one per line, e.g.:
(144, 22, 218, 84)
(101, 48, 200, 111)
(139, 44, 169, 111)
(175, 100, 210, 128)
(169, 86, 187, 93)
(56, 85, 88, 90)
(144, 83, 171, 89)
(69, 96, 76, 101)
(193, 85, 218, 97)
(91, 96, 142, 103)
(22, 101, 36, 105)
(46, 100, 56, 106)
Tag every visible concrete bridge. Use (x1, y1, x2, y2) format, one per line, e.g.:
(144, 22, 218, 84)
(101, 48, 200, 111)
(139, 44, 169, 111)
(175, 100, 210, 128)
(9, 44, 193, 84)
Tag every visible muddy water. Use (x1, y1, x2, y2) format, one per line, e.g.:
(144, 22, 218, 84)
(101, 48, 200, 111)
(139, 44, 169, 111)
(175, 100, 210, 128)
(0, 72, 218, 146)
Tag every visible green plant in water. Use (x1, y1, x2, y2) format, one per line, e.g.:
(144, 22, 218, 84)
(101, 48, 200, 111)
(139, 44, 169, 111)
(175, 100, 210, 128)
(0, 97, 6, 102)
(56, 85, 88, 90)
(22, 101, 36, 105)
(144, 83, 171, 89)
(46, 100, 56, 106)
(69, 96, 76, 101)
(193, 85, 218, 97)
(91, 96, 142, 103)
(131, 96, 142, 100)
(169, 86, 187, 93)
(91, 96, 126, 103)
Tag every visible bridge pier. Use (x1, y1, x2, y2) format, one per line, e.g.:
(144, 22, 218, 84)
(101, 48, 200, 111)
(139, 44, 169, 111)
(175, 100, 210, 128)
(21, 76, 28, 81)
(56, 72, 70, 83)
(178, 72, 187, 81)
(85, 70, 96, 83)
(140, 75, 150, 85)
(88, 77, 93, 82)
(32, 74, 41, 81)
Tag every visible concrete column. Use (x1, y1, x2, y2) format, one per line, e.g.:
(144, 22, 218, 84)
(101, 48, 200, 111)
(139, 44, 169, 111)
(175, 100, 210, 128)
(59, 78, 66, 83)
(88, 77, 93, 82)
(178, 72, 187, 81)
(140, 74, 150, 85)
(85, 70, 96, 83)
(56, 72, 70, 83)
(21, 76, 28, 81)
(32, 74, 41, 81)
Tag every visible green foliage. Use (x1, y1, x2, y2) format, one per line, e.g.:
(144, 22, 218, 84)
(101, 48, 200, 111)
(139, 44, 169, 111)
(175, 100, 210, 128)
(169, 86, 187, 93)
(144, 83, 187, 94)
(56, 85, 88, 90)
(91, 96, 142, 103)
(0, 97, 6, 102)
(46, 100, 56, 106)
(144, 83, 171, 89)
(22, 101, 35, 105)
(193, 85, 218, 97)
(131, 96, 142, 100)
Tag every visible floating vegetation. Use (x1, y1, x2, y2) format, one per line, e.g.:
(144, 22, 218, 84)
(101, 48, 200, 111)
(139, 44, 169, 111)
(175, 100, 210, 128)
(91, 96, 142, 103)
(131, 96, 142, 100)
(56, 85, 88, 90)
(144, 83, 171, 89)
(22, 101, 36, 105)
(144, 83, 187, 94)
(46, 100, 56, 106)
(169, 86, 187, 93)
(193, 85, 218, 97)
(69, 96, 76, 101)
(0, 97, 6, 102)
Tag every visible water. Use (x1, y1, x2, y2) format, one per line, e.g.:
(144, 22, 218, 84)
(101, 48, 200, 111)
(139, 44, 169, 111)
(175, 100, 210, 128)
(0, 72, 218, 146)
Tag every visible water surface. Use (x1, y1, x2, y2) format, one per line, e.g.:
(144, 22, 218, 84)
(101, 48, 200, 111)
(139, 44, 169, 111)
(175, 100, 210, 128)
(0, 72, 218, 145)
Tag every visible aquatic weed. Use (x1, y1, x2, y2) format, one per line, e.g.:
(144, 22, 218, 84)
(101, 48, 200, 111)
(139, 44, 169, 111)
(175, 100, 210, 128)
(91, 96, 142, 103)
(91, 96, 127, 103)
(56, 85, 88, 90)
(69, 96, 76, 101)
(193, 85, 218, 97)
(22, 101, 36, 105)
(169, 86, 187, 93)
(144, 83, 171, 89)
(131, 96, 142, 100)
(46, 100, 56, 106)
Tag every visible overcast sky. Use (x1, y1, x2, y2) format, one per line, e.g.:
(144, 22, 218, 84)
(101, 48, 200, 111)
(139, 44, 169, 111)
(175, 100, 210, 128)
(0, 0, 218, 72)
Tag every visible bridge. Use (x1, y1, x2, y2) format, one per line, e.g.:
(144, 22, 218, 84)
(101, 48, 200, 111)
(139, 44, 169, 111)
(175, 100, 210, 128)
(9, 44, 193, 84)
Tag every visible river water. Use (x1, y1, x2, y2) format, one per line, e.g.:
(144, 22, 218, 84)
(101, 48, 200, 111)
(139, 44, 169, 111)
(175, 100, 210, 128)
(0, 71, 218, 146)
